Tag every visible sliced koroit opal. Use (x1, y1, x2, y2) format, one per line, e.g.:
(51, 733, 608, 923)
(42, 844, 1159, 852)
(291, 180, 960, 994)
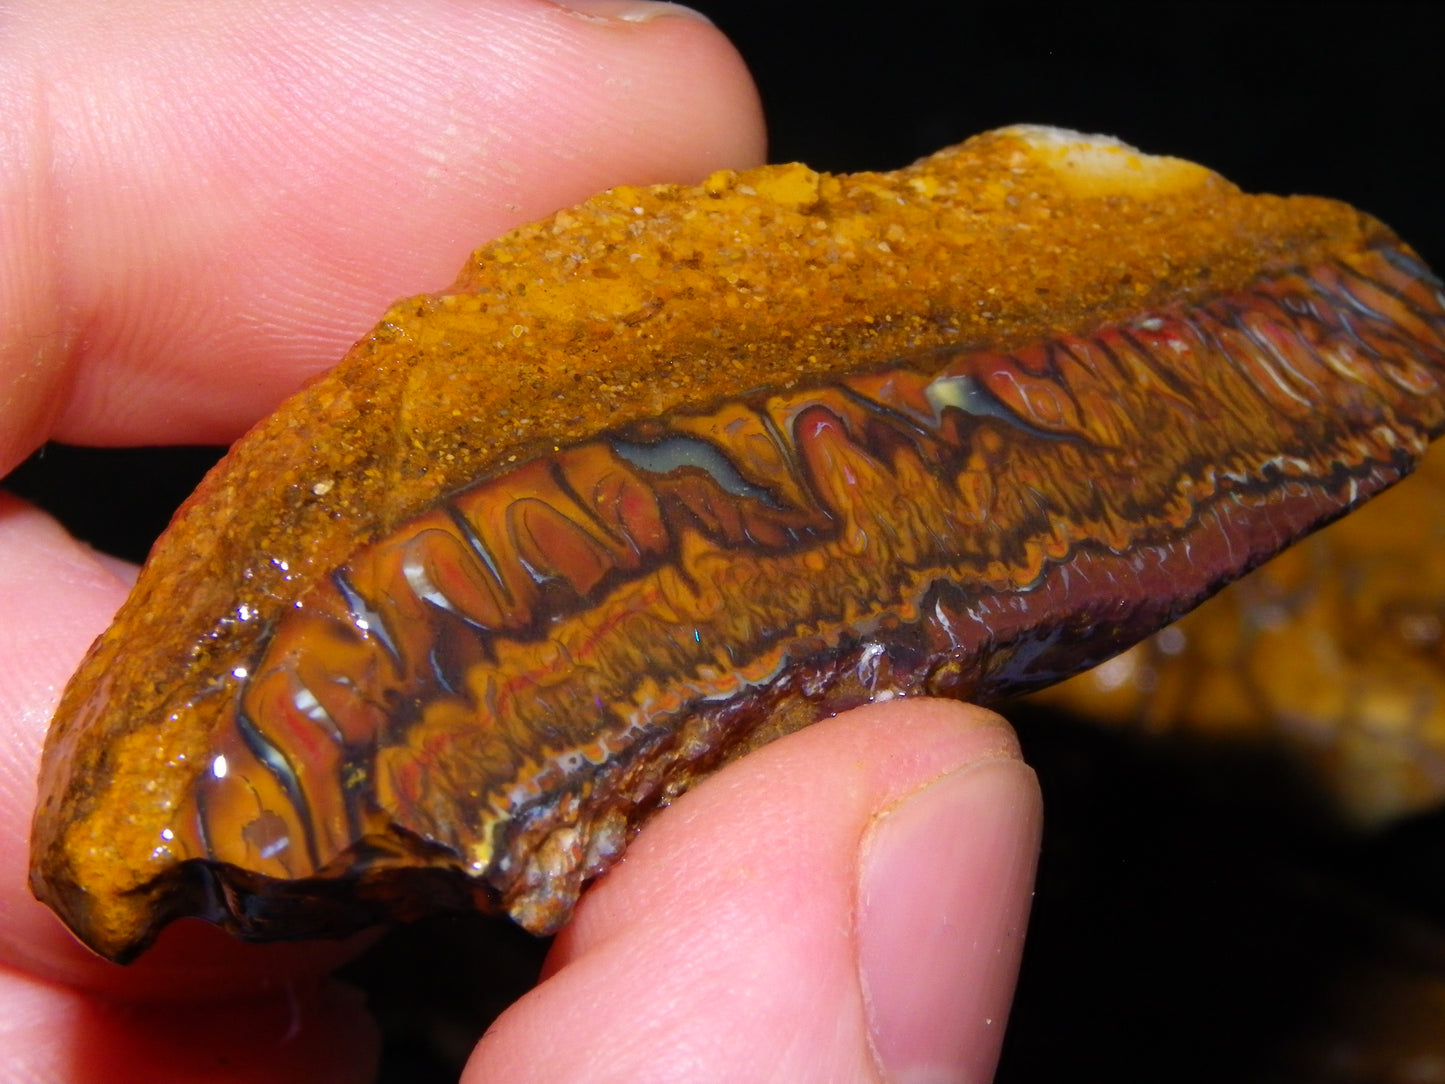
(30, 126, 1445, 961)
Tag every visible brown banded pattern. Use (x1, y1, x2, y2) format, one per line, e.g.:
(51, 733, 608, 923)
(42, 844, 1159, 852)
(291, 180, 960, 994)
(29, 126, 1445, 960)
(184, 242, 1445, 934)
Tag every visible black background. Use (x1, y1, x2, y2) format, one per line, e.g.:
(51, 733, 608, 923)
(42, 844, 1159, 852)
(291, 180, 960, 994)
(10, 3, 1445, 1081)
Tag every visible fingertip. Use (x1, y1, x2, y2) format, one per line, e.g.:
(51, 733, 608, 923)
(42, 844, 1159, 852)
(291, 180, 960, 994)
(858, 756, 1042, 1084)
(552, 0, 716, 24)
(2, 0, 766, 457)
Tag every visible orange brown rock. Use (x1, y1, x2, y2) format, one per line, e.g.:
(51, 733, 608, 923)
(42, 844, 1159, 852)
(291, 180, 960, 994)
(29, 126, 1445, 961)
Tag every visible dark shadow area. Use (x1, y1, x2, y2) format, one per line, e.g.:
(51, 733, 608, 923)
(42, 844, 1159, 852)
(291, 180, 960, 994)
(6, 444, 224, 566)
(1004, 704, 1445, 1082)
(337, 914, 550, 1082)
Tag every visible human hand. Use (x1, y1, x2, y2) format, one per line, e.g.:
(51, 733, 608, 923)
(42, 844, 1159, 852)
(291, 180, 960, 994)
(0, 3, 1040, 1080)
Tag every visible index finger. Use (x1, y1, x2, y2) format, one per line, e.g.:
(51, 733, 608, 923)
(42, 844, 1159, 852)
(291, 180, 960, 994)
(0, 0, 764, 476)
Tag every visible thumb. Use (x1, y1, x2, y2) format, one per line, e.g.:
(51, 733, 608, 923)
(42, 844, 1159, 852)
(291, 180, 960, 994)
(467, 699, 1042, 1083)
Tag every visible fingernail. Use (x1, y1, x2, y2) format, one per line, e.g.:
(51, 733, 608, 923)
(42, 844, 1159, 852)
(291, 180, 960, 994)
(858, 758, 1042, 1084)
(553, 0, 714, 25)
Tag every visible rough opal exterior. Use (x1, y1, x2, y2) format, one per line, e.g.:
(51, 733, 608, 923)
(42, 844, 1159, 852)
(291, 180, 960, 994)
(30, 127, 1445, 961)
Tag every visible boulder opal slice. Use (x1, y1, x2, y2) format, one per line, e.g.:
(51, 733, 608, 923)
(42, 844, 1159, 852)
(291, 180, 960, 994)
(30, 126, 1445, 962)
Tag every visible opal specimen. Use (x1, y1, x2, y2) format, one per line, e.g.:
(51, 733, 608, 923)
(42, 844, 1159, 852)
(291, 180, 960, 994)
(29, 126, 1445, 962)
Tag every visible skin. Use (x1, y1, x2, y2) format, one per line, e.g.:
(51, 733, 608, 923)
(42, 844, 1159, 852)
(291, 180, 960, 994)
(0, 2, 1042, 1081)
